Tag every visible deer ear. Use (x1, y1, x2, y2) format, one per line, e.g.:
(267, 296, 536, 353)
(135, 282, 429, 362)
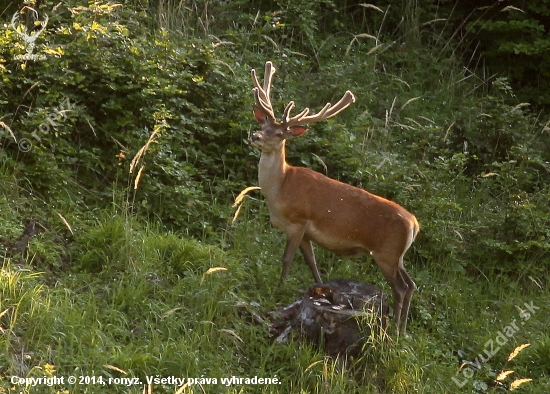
(253, 105, 271, 123)
(288, 125, 307, 137)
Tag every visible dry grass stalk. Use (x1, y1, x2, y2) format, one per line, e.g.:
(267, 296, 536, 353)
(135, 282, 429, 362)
(231, 186, 261, 224)
(218, 328, 244, 343)
(129, 130, 159, 174)
(129, 130, 159, 191)
(103, 364, 127, 374)
(201, 266, 228, 284)
(134, 165, 145, 190)
(400, 96, 421, 110)
(0, 121, 17, 142)
(143, 383, 153, 394)
(495, 370, 514, 381)
(56, 212, 74, 235)
(359, 3, 383, 13)
(0, 308, 10, 319)
(510, 378, 532, 390)
(161, 307, 183, 320)
(174, 383, 189, 394)
(507, 343, 530, 361)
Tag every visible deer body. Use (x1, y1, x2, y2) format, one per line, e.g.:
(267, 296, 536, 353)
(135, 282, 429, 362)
(250, 62, 419, 334)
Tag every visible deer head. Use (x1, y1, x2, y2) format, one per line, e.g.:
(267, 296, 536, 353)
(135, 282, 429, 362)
(250, 61, 355, 153)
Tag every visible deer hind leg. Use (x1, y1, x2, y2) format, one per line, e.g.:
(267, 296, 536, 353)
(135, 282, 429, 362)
(397, 224, 418, 335)
(397, 260, 416, 335)
(373, 254, 411, 336)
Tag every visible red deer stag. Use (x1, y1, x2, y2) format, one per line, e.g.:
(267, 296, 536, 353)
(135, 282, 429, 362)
(250, 61, 419, 335)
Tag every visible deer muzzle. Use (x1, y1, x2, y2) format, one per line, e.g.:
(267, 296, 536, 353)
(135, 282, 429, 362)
(250, 133, 262, 148)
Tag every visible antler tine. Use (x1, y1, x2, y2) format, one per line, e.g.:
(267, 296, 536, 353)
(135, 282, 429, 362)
(262, 61, 275, 99)
(251, 61, 276, 119)
(283, 101, 309, 124)
(253, 88, 275, 119)
(284, 91, 356, 128)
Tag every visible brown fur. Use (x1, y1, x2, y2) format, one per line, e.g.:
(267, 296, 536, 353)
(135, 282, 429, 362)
(250, 61, 419, 335)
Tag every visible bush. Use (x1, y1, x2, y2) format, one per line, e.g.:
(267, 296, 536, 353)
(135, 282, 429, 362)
(1, 2, 252, 238)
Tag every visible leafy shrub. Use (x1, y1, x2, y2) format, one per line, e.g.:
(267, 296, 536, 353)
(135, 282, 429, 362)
(1, 2, 252, 238)
(463, 0, 550, 107)
(1, 0, 549, 280)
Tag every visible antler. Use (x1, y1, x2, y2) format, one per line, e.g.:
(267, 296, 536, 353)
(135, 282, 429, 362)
(251, 61, 276, 119)
(283, 90, 355, 128)
(252, 61, 355, 126)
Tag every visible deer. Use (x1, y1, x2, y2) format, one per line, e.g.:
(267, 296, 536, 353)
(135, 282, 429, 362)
(249, 61, 420, 335)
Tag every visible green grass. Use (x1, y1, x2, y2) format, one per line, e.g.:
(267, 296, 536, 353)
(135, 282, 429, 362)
(0, 207, 548, 394)
(1, 2, 549, 393)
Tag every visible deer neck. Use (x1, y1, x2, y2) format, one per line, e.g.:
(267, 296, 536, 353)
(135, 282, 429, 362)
(258, 142, 288, 200)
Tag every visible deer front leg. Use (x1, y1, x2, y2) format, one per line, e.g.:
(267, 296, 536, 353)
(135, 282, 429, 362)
(299, 239, 322, 284)
(279, 225, 306, 283)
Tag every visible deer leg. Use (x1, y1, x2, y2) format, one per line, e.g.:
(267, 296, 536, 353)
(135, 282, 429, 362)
(299, 239, 322, 284)
(397, 262, 416, 335)
(279, 225, 306, 283)
(373, 255, 410, 336)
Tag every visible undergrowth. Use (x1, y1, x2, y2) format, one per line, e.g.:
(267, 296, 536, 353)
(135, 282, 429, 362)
(1, 0, 549, 393)
(0, 214, 548, 393)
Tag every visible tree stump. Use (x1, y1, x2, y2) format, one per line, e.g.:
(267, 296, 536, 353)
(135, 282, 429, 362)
(269, 279, 389, 358)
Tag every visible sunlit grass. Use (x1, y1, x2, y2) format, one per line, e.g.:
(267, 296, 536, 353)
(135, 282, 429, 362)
(0, 201, 548, 394)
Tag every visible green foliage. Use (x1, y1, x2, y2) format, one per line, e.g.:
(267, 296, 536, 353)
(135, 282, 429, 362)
(0, 225, 251, 393)
(460, 0, 550, 107)
(74, 215, 130, 273)
(1, 1, 252, 238)
(1, 0, 550, 392)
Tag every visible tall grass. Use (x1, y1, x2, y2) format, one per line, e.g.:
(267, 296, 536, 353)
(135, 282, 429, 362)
(2, 209, 548, 393)
(1, 1, 549, 393)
